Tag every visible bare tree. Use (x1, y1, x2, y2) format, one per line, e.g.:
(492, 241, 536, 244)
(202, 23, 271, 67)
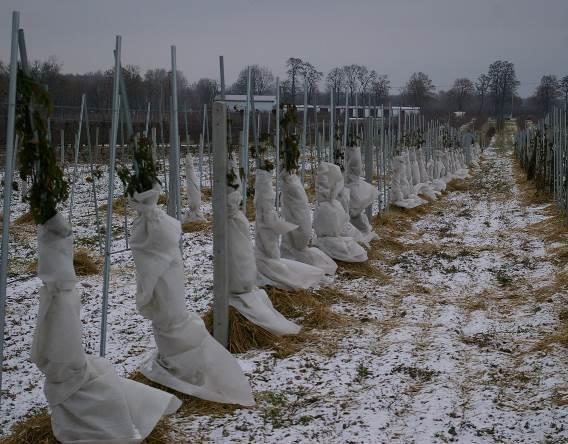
(193, 78, 218, 106)
(559, 75, 568, 110)
(326, 67, 345, 96)
(475, 73, 490, 115)
(371, 75, 390, 106)
(300, 62, 323, 102)
(403, 72, 435, 108)
(231, 65, 274, 95)
(449, 77, 475, 111)
(534, 75, 560, 114)
(286, 57, 304, 103)
(487, 60, 519, 126)
(357, 66, 377, 106)
(343, 64, 362, 101)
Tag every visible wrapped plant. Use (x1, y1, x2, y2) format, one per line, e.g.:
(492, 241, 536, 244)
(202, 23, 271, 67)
(16, 68, 68, 225)
(117, 136, 161, 197)
(280, 104, 300, 173)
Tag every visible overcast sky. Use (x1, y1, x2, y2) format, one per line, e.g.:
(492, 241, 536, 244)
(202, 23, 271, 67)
(1, 0, 567, 96)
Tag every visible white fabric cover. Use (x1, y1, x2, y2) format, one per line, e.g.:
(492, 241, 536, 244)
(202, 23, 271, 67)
(344, 146, 378, 243)
(225, 166, 301, 336)
(337, 186, 368, 246)
(31, 213, 181, 444)
(280, 171, 337, 275)
(130, 185, 254, 406)
(391, 155, 426, 209)
(254, 169, 325, 289)
(408, 149, 438, 201)
(184, 153, 206, 222)
(313, 162, 367, 262)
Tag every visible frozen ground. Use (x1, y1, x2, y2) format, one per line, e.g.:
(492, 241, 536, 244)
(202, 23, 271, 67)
(1, 145, 567, 443)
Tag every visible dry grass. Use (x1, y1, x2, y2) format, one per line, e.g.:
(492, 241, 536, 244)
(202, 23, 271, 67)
(0, 407, 175, 444)
(157, 194, 168, 206)
(512, 159, 551, 206)
(202, 307, 286, 355)
(245, 197, 255, 221)
(181, 220, 211, 233)
(265, 286, 354, 328)
(336, 260, 391, 283)
(129, 371, 243, 418)
(25, 249, 101, 276)
(14, 211, 33, 225)
(446, 179, 470, 192)
(100, 196, 128, 216)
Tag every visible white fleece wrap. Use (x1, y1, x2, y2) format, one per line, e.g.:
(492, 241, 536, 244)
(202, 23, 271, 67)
(225, 163, 301, 336)
(31, 213, 181, 444)
(130, 185, 254, 406)
(312, 162, 367, 262)
(344, 146, 378, 244)
(184, 153, 206, 222)
(254, 169, 325, 290)
(280, 171, 337, 275)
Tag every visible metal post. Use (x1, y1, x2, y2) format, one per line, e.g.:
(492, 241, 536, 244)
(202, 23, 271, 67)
(343, 88, 349, 149)
(100, 35, 121, 357)
(169, 45, 181, 221)
(330, 89, 335, 163)
(0, 11, 20, 409)
(68, 93, 86, 223)
(144, 101, 151, 137)
(212, 101, 229, 347)
(301, 77, 308, 183)
(275, 77, 281, 212)
(184, 104, 189, 154)
(60, 129, 65, 165)
(241, 66, 251, 209)
(219, 56, 225, 99)
(83, 98, 103, 255)
(199, 131, 204, 190)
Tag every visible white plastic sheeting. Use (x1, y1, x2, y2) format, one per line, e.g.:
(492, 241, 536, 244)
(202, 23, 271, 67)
(313, 162, 367, 262)
(280, 171, 337, 276)
(130, 185, 254, 406)
(184, 153, 206, 222)
(31, 213, 181, 444)
(255, 169, 325, 289)
(344, 146, 378, 244)
(391, 155, 426, 209)
(226, 164, 301, 336)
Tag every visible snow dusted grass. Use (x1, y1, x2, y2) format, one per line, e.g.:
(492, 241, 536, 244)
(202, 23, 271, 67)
(2, 146, 567, 442)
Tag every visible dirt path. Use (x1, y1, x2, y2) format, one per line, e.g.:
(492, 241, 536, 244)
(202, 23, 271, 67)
(171, 145, 567, 443)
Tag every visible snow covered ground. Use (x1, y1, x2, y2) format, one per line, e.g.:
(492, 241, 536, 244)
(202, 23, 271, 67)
(1, 145, 567, 443)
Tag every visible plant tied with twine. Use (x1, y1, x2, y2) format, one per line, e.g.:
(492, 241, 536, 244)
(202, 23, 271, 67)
(280, 103, 300, 173)
(16, 68, 68, 225)
(117, 136, 161, 197)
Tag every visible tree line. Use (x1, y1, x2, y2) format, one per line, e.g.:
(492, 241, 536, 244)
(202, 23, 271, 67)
(0, 56, 566, 137)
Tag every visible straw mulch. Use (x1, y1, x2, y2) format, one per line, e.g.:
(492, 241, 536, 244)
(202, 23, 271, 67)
(0, 407, 175, 444)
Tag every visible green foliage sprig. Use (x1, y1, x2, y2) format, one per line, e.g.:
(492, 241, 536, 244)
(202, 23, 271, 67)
(15, 68, 68, 224)
(280, 103, 300, 173)
(117, 136, 161, 197)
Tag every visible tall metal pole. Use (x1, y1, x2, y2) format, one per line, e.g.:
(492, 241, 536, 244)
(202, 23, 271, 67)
(330, 89, 335, 163)
(83, 98, 103, 255)
(68, 93, 86, 223)
(0, 11, 20, 409)
(301, 77, 308, 183)
(241, 66, 252, 209)
(169, 45, 181, 221)
(144, 101, 151, 137)
(275, 77, 281, 212)
(100, 35, 121, 357)
(200, 105, 206, 189)
(212, 101, 229, 347)
(343, 88, 349, 149)
(219, 56, 225, 99)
